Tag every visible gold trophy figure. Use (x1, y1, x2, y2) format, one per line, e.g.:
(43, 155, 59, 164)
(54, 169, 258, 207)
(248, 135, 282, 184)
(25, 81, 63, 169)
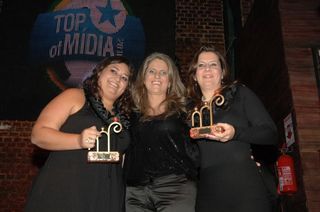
(87, 118, 122, 163)
(190, 94, 225, 139)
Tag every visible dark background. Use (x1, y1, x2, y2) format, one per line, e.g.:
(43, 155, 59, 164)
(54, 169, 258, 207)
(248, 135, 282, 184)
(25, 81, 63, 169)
(0, 0, 175, 120)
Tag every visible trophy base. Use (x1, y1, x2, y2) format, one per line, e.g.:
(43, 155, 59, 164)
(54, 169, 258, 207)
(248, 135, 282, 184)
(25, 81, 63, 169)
(87, 151, 120, 163)
(190, 125, 225, 139)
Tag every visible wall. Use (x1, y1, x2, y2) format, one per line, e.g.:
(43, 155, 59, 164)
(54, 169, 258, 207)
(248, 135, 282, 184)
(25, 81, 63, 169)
(236, 0, 309, 211)
(279, 0, 320, 211)
(236, 0, 320, 211)
(175, 0, 225, 81)
(0, 121, 37, 211)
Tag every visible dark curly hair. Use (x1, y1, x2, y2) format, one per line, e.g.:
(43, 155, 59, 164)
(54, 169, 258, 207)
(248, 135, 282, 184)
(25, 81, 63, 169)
(82, 56, 135, 123)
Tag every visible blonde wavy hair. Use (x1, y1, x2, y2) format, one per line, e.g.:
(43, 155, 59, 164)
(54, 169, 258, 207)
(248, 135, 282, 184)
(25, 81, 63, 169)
(132, 52, 186, 120)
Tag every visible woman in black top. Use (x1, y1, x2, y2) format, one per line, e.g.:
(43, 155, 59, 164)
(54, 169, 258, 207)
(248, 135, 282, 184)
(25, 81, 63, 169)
(25, 56, 134, 212)
(186, 46, 278, 212)
(124, 52, 199, 212)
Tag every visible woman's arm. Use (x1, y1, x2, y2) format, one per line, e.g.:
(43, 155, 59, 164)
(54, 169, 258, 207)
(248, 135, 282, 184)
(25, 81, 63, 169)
(205, 86, 278, 146)
(31, 88, 99, 150)
(232, 86, 278, 145)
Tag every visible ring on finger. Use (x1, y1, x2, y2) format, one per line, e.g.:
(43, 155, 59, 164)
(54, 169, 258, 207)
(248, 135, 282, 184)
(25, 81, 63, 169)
(86, 137, 94, 143)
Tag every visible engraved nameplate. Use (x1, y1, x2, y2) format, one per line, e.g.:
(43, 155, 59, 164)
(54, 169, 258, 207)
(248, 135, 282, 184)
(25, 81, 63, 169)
(87, 151, 120, 163)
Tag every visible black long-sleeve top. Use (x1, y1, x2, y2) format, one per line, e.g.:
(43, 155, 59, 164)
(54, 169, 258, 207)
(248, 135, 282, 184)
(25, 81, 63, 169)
(192, 83, 278, 212)
(193, 84, 278, 168)
(124, 113, 199, 186)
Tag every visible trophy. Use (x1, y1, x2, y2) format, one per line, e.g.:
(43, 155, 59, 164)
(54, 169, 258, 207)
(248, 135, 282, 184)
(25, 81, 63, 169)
(190, 94, 225, 139)
(87, 118, 122, 163)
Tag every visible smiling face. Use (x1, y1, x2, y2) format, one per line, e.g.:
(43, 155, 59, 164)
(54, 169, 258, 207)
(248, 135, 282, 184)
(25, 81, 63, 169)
(194, 51, 223, 93)
(98, 62, 130, 104)
(144, 58, 170, 97)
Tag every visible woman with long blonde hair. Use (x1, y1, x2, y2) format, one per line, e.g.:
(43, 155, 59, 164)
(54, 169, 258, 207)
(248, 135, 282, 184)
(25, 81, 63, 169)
(124, 52, 199, 212)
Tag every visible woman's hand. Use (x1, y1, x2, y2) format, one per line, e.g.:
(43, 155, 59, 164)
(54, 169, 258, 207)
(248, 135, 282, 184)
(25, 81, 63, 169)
(79, 126, 101, 149)
(204, 123, 235, 142)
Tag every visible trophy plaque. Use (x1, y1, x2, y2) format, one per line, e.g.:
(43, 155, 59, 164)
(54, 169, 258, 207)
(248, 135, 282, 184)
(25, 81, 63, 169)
(190, 94, 225, 139)
(87, 118, 122, 163)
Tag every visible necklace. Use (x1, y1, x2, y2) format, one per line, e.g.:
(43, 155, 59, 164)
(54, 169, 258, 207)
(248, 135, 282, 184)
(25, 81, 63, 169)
(201, 95, 213, 103)
(83, 85, 130, 129)
(201, 96, 207, 102)
(84, 88, 114, 125)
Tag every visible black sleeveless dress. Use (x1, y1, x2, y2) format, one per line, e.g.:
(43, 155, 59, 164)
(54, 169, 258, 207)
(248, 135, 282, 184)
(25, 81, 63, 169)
(25, 102, 130, 212)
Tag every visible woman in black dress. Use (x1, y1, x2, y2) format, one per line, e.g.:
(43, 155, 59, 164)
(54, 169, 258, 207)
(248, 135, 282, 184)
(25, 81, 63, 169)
(124, 52, 199, 212)
(25, 56, 134, 212)
(186, 46, 278, 212)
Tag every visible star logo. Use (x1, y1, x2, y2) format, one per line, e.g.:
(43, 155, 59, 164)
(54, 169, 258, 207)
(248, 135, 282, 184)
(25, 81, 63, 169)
(97, 3, 121, 27)
(89, 0, 127, 34)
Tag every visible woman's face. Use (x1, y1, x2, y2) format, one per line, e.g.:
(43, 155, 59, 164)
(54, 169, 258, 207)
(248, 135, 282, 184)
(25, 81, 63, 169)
(98, 62, 130, 102)
(194, 51, 223, 92)
(144, 58, 170, 97)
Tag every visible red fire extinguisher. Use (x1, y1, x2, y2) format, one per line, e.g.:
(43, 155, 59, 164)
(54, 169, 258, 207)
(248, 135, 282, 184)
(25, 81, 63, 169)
(276, 151, 298, 195)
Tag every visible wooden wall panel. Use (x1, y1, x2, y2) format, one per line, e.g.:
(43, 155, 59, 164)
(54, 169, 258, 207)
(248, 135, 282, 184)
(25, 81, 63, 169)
(280, 0, 320, 211)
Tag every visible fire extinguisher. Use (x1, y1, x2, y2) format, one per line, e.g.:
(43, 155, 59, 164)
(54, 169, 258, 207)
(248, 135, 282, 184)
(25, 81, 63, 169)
(276, 151, 298, 195)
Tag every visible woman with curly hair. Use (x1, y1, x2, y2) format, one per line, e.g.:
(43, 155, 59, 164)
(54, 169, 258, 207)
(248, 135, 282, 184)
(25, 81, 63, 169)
(25, 56, 134, 212)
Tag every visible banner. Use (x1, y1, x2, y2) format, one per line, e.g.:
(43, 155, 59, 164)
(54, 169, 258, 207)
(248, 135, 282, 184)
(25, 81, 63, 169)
(30, 0, 145, 88)
(0, 0, 175, 119)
